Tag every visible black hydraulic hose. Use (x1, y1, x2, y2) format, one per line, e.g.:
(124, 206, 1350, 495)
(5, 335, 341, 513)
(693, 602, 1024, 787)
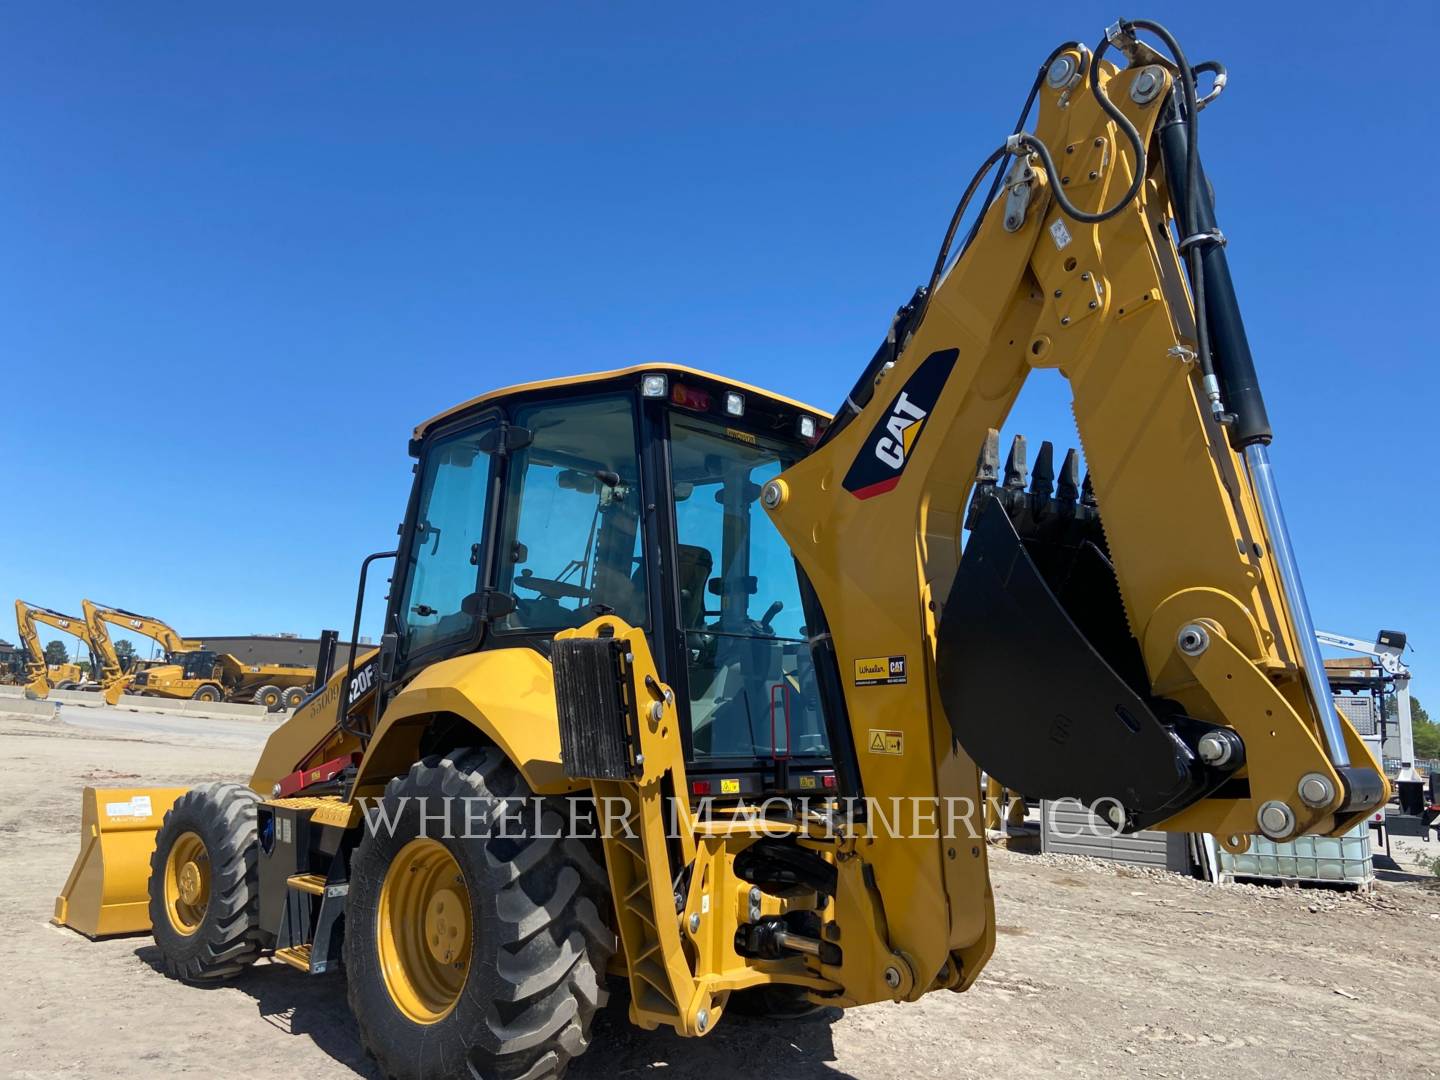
(817, 144, 1007, 450)
(1126, 20, 1208, 379)
(1008, 28, 1147, 227)
(918, 145, 1009, 321)
(818, 41, 1085, 448)
(954, 41, 1086, 264)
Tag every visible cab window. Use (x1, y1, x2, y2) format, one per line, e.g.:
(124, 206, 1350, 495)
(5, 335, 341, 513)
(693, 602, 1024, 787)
(669, 415, 830, 761)
(398, 421, 497, 661)
(496, 395, 646, 631)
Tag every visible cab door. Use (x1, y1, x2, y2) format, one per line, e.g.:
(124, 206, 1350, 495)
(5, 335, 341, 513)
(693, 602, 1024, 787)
(390, 414, 503, 677)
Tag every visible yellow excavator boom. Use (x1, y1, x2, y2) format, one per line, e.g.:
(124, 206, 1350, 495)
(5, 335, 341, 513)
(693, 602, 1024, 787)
(81, 600, 204, 706)
(14, 599, 98, 699)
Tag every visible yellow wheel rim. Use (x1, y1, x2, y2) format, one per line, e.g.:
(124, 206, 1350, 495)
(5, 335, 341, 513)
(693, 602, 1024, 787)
(378, 838, 472, 1025)
(163, 831, 210, 935)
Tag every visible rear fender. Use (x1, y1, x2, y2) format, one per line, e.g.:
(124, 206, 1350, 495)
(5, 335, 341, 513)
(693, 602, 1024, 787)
(354, 647, 580, 796)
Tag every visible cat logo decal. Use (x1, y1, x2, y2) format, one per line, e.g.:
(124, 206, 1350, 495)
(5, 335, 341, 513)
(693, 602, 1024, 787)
(841, 348, 957, 499)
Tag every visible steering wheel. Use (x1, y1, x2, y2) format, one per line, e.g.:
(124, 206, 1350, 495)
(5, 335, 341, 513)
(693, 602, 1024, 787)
(514, 570, 590, 601)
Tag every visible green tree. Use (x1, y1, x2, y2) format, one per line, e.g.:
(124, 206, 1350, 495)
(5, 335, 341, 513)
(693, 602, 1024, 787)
(1410, 694, 1440, 759)
(113, 639, 137, 670)
(43, 640, 69, 666)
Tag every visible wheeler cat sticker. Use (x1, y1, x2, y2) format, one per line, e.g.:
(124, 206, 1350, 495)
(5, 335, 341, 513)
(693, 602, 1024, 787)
(854, 655, 907, 686)
(841, 348, 958, 499)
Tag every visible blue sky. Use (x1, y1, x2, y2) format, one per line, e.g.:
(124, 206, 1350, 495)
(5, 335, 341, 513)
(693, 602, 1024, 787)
(1, 3, 1434, 699)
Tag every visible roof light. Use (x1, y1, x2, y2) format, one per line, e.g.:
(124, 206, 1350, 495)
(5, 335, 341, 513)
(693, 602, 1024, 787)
(641, 373, 669, 398)
(724, 391, 745, 417)
(798, 415, 818, 440)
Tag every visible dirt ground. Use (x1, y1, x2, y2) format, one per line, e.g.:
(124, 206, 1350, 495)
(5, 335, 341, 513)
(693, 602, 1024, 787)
(2, 705, 1438, 1080)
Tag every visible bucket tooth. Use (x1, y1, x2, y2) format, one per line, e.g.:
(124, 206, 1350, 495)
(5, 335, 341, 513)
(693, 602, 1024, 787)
(1029, 441, 1055, 498)
(1080, 471, 1098, 508)
(1057, 449, 1080, 504)
(1003, 435, 1028, 490)
(975, 428, 1000, 486)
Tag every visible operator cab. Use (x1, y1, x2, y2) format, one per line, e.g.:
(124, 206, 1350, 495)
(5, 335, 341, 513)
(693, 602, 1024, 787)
(177, 650, 219, 680)
(387, 365, 836, 798)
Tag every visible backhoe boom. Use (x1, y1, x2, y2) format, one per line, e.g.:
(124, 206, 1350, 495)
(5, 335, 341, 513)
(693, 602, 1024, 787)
(764, 20, 1386, 1000)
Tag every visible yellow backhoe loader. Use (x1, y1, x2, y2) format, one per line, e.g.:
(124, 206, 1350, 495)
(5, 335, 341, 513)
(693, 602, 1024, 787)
(81, 600, 205, 706)
(15, 599, 99, 697)
(55, 20, 1389, 1080)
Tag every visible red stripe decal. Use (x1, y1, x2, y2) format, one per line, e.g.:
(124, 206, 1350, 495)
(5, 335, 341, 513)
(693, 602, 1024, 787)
(850, 476, 900, 500)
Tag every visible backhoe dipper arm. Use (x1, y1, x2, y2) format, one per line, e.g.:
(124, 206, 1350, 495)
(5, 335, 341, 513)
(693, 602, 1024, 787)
(765, 20, 1386, 997)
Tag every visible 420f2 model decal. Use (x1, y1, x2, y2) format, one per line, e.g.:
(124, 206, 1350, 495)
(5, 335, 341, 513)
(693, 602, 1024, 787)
(841, 348, 958, 500)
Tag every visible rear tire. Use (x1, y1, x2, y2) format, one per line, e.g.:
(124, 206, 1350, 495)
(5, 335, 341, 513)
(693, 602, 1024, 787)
(344, 746, 614, 1080)
(281, 685, 306, 710)
(148, 783, 265, 981)
(191, 684, 223, 703)
(253, 684, 283, 711)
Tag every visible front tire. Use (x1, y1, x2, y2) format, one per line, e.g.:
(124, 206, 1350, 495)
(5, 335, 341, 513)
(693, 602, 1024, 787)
(344, 747, 614, 1080)
(191, 684, 223, 703)
(148, 783, 265, 981)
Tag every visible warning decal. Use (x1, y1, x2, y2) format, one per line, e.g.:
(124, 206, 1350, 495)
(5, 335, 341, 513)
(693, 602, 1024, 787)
(867, 729, 904, 756)
(854, 655, 907, 686)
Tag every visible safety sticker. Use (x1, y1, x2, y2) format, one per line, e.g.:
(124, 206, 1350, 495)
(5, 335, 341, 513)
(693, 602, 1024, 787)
(104, 795, 153, 819)
(1049, 218, 1072, 250)
(867, 729, 904, 756)
(854, 655, 907, 686)
(720, 778, 740, 794)
(798, 775, 817, 789)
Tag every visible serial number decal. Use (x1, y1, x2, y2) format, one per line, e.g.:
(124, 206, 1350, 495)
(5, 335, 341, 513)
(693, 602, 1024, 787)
(854, 655, 907, 686)
(841, 349, 957, 500)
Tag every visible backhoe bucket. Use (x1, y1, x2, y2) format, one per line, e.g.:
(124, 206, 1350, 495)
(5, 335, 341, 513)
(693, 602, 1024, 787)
(53, 786, 187, 938)
(937, 459, 1241, 832)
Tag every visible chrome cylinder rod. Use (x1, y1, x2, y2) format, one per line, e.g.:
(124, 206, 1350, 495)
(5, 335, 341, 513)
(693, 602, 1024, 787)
(1243, 443, 1350, 767)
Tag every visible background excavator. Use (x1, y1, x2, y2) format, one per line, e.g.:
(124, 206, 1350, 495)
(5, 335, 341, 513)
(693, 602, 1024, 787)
(80, 603, 317, 711)
(81, 600, 205, 706)
(54, 19, 1388, 1080)
(15, 599, 99, 697)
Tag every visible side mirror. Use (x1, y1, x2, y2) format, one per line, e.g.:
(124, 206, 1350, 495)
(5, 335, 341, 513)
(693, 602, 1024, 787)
(378, 632, 399, 680)
(461, 589, 517, 621)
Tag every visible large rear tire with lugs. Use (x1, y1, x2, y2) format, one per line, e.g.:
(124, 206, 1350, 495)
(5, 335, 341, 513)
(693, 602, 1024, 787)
(148, 782, 265, 981)
(344, 746, 614, 1080)
(253, 684, 284, 711)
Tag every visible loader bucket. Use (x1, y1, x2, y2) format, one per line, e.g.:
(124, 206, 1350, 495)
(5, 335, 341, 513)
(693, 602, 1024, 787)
(53, 786, 187, 938)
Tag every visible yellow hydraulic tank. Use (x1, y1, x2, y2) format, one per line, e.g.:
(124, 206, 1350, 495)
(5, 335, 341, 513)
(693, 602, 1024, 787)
(53, 786, 188, 938)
